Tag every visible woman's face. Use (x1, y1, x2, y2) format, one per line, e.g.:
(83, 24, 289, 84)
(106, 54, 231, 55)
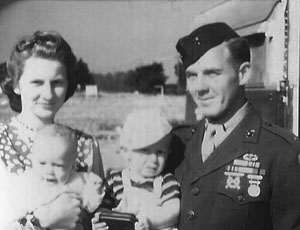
(15, 57, 68, 123)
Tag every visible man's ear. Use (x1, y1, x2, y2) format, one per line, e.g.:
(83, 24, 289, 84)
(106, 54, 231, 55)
(238, 62, 251, 86)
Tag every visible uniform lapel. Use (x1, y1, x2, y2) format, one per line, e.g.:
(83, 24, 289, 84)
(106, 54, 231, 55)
(185, 120, 206, 176)
(188, 107, 262, 184)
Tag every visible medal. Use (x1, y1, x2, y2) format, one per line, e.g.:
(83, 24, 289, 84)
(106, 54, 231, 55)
(224, 153, 265, 194)
(243, 153, 258, 162)
(224, 172, 244, 190)
(247, 174, 262, 197)
(248, 184, 260, 197)
(234, 159, 260, 168)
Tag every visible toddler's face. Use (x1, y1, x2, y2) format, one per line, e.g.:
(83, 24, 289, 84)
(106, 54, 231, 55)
(129, 146, 169, 178)
(31, 137, 75, 186)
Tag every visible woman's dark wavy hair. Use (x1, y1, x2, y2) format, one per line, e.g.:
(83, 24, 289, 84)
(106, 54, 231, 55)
(0, 30, 78, 112)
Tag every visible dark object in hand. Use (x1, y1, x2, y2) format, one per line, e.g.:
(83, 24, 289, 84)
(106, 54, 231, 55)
(98, 210, 138, 230)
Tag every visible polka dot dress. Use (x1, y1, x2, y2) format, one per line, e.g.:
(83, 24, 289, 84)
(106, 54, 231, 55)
(0, 120, 96, 175)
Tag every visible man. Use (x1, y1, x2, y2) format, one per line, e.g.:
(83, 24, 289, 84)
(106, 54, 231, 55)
(169, 22, 300, 230)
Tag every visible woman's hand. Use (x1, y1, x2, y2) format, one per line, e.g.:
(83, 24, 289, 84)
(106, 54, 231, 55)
(91, 212, 108, 230)
(34, 191, 82, 229)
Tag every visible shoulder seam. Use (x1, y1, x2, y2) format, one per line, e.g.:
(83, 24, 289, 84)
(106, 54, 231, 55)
(261, 124, 300, 150)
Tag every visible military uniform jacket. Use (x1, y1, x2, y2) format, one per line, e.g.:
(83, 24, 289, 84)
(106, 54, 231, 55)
(171, 107, 300, 230)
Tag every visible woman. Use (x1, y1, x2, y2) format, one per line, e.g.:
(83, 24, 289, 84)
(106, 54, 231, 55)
(0, 30, 104, 229)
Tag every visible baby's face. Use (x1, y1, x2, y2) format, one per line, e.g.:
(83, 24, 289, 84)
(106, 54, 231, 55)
(31, 137, 75, 186)
(129, 146, 169, 178)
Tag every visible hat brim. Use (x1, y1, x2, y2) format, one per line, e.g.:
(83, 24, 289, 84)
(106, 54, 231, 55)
(132, 132, 172, 152)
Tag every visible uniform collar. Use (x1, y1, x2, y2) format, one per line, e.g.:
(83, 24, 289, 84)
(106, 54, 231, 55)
(205, 101, 251, 133)
(223, 102, 251, 131)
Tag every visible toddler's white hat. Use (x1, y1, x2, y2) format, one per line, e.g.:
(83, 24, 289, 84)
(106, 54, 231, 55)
(120, 109, 172, 150)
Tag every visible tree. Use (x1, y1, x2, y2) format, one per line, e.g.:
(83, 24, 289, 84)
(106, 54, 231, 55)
(0, 62, 6, 94)
(75, 59, 94, 91)
(92, 62, 168, 93)
(132, 62, 168, 94)
(0, 62, 6, 81)
(93, 72, 113, 92)
(174, 61, 186, 94)
(124, 70, 137, 92)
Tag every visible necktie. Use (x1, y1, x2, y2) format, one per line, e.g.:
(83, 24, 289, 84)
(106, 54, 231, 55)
(201, 124, 217, 162)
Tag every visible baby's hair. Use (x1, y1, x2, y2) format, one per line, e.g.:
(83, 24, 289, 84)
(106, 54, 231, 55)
(34, 124, 78, 161)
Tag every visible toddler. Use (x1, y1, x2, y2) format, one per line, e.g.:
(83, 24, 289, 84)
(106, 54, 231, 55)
(92, 109, 180, 230)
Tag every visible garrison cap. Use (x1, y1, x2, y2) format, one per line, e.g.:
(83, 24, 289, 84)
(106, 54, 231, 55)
(176, 22, 239, 69)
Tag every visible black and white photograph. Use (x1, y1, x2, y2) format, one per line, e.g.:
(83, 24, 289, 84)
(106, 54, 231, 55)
(0, 0, 299, 229)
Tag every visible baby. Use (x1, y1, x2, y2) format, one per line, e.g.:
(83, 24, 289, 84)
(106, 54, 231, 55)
(93, 109, 180, 230)
(0, 124, 104, 230)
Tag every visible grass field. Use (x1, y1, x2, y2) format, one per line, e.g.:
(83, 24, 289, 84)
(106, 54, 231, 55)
(0, 92, 186, 172)
(56, 92, 186, 136)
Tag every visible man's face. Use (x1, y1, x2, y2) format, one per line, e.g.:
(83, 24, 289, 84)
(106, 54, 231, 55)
(186, 43, 244, 121)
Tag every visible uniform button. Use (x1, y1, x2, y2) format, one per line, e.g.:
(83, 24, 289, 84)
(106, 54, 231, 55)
(191, 187, 200, 196)
(191, 128, 196, 133)
(237, 194, 245, 202)
(245, 129, 255, 138)
(186, 210, 196, 221)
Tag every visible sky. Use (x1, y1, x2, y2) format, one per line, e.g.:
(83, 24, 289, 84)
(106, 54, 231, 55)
(0, 0, 224, 83)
